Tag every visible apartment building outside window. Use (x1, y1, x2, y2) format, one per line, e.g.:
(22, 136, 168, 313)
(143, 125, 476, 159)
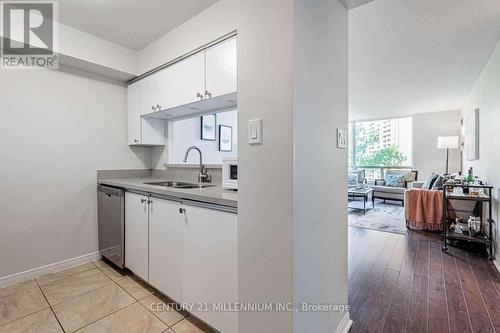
(348, 117, 413, 180)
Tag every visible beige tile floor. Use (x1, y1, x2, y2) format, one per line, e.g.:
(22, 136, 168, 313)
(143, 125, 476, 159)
(0, 260, 216, 333)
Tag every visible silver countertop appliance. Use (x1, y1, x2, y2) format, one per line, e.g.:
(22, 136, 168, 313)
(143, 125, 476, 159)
(97, 185, 125, 268)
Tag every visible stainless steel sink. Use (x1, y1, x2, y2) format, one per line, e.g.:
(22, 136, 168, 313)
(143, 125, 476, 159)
(144, 181, 215, 189)
(145, 181, 190, 187)
(176, 184, 215, 189)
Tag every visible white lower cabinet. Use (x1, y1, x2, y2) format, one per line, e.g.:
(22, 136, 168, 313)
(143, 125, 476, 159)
(148, 198, 182, 303)
(181, 204, 238, 333)
(124, 192, 149, 281)
(125, 194, 238, 333)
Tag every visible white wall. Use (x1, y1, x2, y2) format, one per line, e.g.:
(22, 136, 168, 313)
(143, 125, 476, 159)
(137, 0, 238, 74)
(413, 110, 462, 180)
(0, 69, 151, 279)
(141, 1, 349, 332)
(462, 39, 500, 265)
(237, 0, 295, 331)
(168, 110, 238, 164)
(293, 0, 349, 331)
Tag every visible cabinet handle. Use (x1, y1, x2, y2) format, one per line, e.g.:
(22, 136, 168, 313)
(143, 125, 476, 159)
(134, 139, 139, 143)
(152, 105, 155, 111)
(196, 92, 204, 100)
(205, 90, 212, 98)
(148, 200, 153, 205)
(156, 104, 160, 110)
(179, 208, 185, 214)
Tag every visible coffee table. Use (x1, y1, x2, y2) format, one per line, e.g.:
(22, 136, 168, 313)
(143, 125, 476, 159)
(348, 187, 374, 215)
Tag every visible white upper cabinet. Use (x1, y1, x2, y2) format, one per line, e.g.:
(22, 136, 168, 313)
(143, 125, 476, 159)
(127, 82, 142, 145)
(127, 81, 166, 146)
(140, 52, 204, 114)
(205, 37, 237, 99)
(140, 71, 163, 115)
(127, 36, 237, 145)
(158, 52, 205, 111)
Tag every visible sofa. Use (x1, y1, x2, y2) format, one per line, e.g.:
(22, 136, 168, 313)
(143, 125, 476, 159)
(373, 169, 418, 206)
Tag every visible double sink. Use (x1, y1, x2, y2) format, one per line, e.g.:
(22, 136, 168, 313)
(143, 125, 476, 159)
(144, 181, 215, 189)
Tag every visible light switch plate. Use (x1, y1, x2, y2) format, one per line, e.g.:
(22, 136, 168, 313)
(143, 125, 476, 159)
(337, 128, 347, 149)
(248, 119, 262, 144)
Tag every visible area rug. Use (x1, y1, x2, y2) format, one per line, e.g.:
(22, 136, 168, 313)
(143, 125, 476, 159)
(348, 200, 407, 234)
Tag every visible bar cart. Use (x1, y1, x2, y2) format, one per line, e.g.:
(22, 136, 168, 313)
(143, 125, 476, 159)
(442, 184, 495, 260)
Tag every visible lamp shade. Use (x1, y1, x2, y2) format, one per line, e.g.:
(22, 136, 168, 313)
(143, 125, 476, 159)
(437, 136, 459, 149)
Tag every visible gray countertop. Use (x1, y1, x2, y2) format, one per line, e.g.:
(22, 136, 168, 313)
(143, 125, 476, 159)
(98, 178, 238, 208)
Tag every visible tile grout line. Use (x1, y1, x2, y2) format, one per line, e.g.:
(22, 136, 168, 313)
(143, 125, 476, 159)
(71, 261, 141, 333)
(0, 262, 98, 330)
(70, 300, 140, 332)
(43, 274, 115, 307)
(94, 262, 193, 331)
(82, 261, 205, 332)
(34, 278, 66, 333)
(82, 263, 187, 331)
(99, 264, 188, 330)
(0, 307, 51, 330)
(35, 262, 97, 289)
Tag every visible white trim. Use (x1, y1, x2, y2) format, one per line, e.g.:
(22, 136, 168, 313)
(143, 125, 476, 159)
(335, 312, 353, 333)
(493, 259, 500, 274)
(0, 252, 100, 289)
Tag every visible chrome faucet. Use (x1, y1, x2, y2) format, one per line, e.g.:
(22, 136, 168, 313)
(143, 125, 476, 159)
(183, 146, 211, 183)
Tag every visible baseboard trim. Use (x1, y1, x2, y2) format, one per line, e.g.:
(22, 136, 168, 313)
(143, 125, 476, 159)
(0, 252, 100, 288)
(335, 312, 353, 333)
(493, 259, 500, 274)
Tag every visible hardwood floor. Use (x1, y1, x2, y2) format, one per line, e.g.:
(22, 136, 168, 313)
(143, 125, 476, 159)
(348, 226, 500, 333)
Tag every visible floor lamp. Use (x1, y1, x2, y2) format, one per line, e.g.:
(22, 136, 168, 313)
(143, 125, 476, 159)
(437, 136, 459, 175)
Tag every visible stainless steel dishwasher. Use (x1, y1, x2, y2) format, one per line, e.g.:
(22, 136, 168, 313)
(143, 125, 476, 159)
(97, 185, 125, 268)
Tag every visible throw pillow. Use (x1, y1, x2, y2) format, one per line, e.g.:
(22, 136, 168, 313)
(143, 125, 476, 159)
(385, 174, 406, 187)
(431, 176, 447, 190)
(422, 173, 439, 190)
(348, 174, 359, 186)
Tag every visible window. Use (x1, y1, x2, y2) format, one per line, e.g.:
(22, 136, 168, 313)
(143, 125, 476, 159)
(349, 117, 413, 179)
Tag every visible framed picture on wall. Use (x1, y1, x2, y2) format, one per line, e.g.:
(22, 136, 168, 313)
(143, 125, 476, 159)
(200, 114, 216, 141)
(219, 125, 233, 152)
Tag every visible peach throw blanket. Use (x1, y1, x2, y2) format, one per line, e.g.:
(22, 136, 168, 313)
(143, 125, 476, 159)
(406, 189, 444, 231)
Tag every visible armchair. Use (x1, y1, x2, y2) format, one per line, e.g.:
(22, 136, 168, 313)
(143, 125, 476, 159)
(348, 169, 366, 189)
(373, 170, 418, 206)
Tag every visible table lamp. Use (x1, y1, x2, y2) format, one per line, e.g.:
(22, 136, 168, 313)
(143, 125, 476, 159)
(437, 136, 459, 175)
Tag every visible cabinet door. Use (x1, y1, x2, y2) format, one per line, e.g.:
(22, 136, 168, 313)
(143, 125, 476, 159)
(181, 205, 238, 333)
(125, 192, 149, 281)
(205, 38, 237, 98)
(157, 52, 205, 110)
(149, 198, 182, 302)
(140, 72, 162, 115)
(127, 82, 142, 145)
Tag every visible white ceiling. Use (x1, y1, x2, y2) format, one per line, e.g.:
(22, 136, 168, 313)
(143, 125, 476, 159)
(58, 0, 218, 50)
(349, 0, 500, 121)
